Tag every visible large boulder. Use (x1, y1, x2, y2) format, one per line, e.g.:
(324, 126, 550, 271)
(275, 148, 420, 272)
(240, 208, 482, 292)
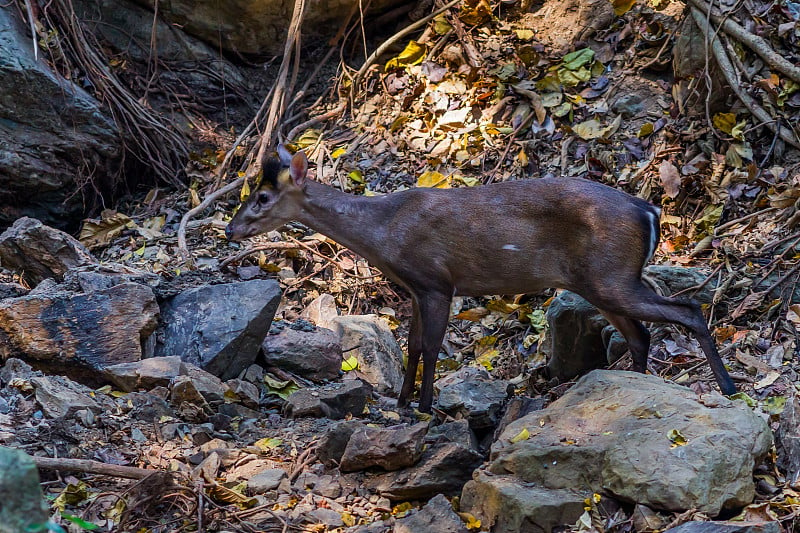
(0, 9, 119, 229)
(477, 371, 772, 518)
(154, 280, 281, 379)
(0, 281, 158, 375)
(130, 0, 407, 57)
(0, 217, 97, 286)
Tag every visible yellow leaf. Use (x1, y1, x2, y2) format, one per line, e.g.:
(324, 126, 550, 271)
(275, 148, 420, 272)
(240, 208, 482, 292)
(240, 178, 250, 202)
(294, 129, 320, 148)
(254, 437, 283, 451)
(637, 122, 654, 138)
(611, 0, 636, 15)
(348, 170, 364, 183)
(385, 40, 426, 70)
(713, 112, 736, 134)
(667, 428, 687, 446)
(342, 356, 360, 372)
(514, 29, 535, 40)
(433, 14, 452, 35)
(134, 244, 146, 256)
(417, 171, 450, 188)
(341, 511, 356, 527)
(509, 427, 530, 443)
(331, 147, 347, 159)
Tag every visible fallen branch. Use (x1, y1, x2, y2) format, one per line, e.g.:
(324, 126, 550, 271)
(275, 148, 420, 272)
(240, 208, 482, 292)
(688, 0, 800, 85)
(177, 177, 244, 261)
(33, 455, 161, 480)
(690, 8, 800, 149)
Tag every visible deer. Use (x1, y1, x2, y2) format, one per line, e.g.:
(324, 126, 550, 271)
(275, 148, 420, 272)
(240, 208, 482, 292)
(225, 146, 737, 413)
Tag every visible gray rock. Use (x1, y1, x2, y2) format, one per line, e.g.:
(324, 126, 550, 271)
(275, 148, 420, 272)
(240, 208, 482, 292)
(394, 494, 467, 533)
(261, 324, 342, 381)
(340, 422, 428, 472)
(300, 293, 339, 328)
(72, 0, 245, 89)
(31, 375, 111, 418)
(644, 265, 716, 304)
(104, 356, 186, 392)
(307, 508, 344, 528)
(775, 393, 800, 486)
(0, 10, 120, 230)
(329, 315, 404, 396)
(317, 420, 367, 467)
(427, 419, 479, 451)
(0, 281, 158, 373)
(64, 264, 161, 293)
(372, 442, 484, 501)
(489, 370, 772, 516)
(0, 283, 27, 300)
(172, 365, 230, 406)
(436, 368, 513, 430)
(0, 447, 48, 533)
(248, 468, 287, 493)
(129, 0, 404, 57)
(545, 290, 609, 382)
(664, 522, 781, 533)
(284, 379, 372, 419)
(461, 471, 587, 533)
(226, 379, 260, 409)
(155, 280, 281, 379)
(493, 396, 546, 442)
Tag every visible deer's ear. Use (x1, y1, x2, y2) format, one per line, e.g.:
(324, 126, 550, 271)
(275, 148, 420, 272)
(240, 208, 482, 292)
(277, 144, 293, 167)
(289, 151, 308, 187)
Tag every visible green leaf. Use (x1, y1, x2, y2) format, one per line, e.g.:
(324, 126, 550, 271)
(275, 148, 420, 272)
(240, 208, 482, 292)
(562, 48, 595, 70)
(60, 514, 99, 531)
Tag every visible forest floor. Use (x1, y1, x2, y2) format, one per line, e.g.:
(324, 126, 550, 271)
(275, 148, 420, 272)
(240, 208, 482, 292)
(24, 0, 800, 530)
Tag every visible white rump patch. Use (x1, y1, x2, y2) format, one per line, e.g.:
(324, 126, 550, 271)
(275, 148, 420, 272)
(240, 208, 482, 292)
(502, 244, 521, 251)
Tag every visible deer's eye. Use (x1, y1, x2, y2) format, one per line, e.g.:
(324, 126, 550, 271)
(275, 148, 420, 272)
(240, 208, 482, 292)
(257, 191, 270, 204)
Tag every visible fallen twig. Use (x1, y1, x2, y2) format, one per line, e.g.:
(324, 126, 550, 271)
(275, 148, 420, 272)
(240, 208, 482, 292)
(688, 0, 800, 85)
(354, 0, 462, 88)
(33, 455, 162, 480)
(220, 242, 303, 270)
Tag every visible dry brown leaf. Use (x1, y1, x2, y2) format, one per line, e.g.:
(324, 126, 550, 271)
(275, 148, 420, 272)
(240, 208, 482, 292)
(659, 160, 682, 198)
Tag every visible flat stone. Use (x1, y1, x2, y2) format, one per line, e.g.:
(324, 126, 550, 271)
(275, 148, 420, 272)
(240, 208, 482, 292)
(284, 379, 372, 419)
(436, 368, 513, 430)
(664, 521, 782, 533)
(104, 356, 185, 392)
(31, 375, 112, 418)
(372, 442, 484, 501)
(248, 468, 287, 494)
(0, 282, 158, 373)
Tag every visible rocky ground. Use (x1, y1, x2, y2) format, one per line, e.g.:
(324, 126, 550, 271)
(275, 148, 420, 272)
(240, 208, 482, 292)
(2, 0, 800, 530)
